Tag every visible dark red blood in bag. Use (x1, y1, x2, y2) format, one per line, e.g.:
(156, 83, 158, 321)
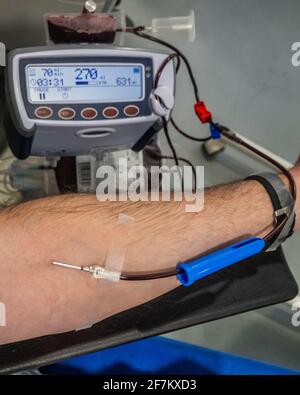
(47, 14, 117, 44)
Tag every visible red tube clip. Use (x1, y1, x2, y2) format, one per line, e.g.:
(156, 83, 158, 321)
(194, 101, 212, 124)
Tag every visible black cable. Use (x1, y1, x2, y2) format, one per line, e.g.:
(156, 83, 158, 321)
(133, 29, 198, 100)
(162, 155, 197, 191)
(163, 118, 197, 191)
(146, 145, 197, 189)
(161, 156, 196, 181)
(114, 0, 122, 8)
(171, 117, 211, 142)
(125, 27, 182, 73)
(154, 53, 180, 89)
(162, 117, 180, 167)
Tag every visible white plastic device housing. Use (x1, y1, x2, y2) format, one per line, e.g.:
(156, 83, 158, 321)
(10, 46, 175, 156)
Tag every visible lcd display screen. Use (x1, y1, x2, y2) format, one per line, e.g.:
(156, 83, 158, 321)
(25, 64, 144, 103)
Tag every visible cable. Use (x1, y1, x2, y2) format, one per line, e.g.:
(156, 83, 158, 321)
(145, 145, 197, 188)
(162, 117, 179, 167)
(161, 155, 196, 183)
(171, 117, 211, 142)
(154, 53, 180, 89)
(163, 117, 187, 191)
(121, 26, 182, 73)
(133, 28, 199, 102)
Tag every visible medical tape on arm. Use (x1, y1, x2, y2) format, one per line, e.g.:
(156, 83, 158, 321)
(95, 213, 135, 282)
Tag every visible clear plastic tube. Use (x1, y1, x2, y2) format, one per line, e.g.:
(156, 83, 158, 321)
(150, 10, 196, 42)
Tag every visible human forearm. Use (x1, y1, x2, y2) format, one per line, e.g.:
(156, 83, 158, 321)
(0, 164, 299, 345)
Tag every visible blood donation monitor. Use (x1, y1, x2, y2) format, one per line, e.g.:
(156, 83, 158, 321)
(5, 46, 175, 158)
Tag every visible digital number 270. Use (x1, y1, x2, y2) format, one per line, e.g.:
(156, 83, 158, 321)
(75, 68, 98, 80)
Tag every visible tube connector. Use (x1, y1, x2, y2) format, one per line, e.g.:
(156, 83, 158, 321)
(194, 101, 213, 124)
(52, 262, 120, 282)
(88, 266, 121, 282)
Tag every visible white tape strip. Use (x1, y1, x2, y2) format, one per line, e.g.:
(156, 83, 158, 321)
(0, 302, 6, 327)
(118, 213, 136, 225)
(100, 213, 135, 282)
(104, 245, 124, 282)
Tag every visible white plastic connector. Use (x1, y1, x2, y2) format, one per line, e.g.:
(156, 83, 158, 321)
(151, 10, 196, 42)
(91, 266, 121, 282)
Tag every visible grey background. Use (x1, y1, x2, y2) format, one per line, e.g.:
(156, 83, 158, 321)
(0, 0, 299, 370)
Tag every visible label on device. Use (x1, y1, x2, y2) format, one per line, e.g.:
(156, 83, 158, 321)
(76, 149, 145, 193)
(25, 64, 144, 104)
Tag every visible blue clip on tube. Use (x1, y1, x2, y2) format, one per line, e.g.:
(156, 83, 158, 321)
(177, 237, 265, 287)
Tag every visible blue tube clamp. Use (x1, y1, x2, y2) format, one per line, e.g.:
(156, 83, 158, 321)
(177, 237, 265, 287)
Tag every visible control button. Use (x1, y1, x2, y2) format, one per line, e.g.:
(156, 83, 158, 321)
(103, 107, 119, 119)
(59, 107, 76, 120)
(81, 108, 98, 120)
(124, 105, 140, 117)
(35, 106, 53, 119)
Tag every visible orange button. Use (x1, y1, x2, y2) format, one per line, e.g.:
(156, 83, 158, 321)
(103, 107, 119, 119)
(35, 106, 53, 119)
(81, 108, 98, 120)
(59, 107, 76, 120)
(124, 105, 140, 117)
